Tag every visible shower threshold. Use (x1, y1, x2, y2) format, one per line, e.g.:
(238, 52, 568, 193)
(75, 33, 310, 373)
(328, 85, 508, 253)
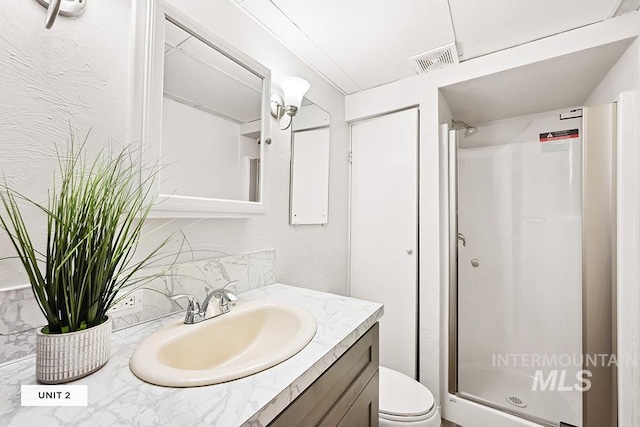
(455, 391, 560, 427)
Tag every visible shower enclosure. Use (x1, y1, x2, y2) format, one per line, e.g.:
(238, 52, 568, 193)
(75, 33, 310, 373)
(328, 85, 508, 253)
(448, 107, 616, 427)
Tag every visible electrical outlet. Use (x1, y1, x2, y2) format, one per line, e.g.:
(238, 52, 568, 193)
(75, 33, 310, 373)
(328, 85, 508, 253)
(108, 289, 144, 318)
(122, 296, 136, 309)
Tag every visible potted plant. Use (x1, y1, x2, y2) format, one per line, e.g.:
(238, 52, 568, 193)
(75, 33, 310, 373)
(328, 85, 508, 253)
(0, 136, 169, 384)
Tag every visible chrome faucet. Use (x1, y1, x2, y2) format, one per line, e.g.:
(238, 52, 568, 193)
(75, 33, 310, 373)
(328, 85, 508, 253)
(171, 281, 240, 324)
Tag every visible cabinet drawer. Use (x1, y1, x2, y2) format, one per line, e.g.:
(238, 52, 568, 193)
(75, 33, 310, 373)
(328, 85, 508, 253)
(269, 323, 379, 427)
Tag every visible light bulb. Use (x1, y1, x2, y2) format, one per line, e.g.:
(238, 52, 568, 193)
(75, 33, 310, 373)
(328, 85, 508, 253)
(281, 77, 310, 110)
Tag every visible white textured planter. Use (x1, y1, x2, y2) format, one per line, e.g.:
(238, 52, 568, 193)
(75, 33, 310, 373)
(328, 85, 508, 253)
(36, 317, 112, 384)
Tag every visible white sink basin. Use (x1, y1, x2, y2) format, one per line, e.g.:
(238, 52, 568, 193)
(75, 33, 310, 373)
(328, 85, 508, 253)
(130, 301, 317, 387)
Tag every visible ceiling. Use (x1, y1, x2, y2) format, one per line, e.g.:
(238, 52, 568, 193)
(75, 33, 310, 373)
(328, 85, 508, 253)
(234, 0, 640, 94)
(441, 38, 634, 125)
(164, 19, 263, 123)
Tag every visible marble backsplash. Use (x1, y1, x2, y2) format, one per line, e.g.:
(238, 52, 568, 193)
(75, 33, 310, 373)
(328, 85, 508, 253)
(0, 249, 276, 366)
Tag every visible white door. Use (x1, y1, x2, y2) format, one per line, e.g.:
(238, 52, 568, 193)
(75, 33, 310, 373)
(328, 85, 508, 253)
(350, 108, 419, 378)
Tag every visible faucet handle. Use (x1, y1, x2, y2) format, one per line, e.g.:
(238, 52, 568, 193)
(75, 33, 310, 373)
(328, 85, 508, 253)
(171, 294, 199, 309)
(171, 294, 201, 324)
(203, 285, 236, 305)
(221, 289, 239, 302)
(221, 281, 239, 304)
(223, 280, 239, 290)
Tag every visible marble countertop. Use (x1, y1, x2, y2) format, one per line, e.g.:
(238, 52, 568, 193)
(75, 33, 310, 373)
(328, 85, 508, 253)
(0, 283, 383, 427)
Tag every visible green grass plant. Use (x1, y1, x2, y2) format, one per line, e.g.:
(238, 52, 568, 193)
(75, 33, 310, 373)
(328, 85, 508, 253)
(0, 134, 170, 334)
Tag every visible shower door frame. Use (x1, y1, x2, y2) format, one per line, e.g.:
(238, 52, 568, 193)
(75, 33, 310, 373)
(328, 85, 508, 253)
(445, 105, 618, 427)
(446, 129, 560, 427)
(446, 128, 554, 427)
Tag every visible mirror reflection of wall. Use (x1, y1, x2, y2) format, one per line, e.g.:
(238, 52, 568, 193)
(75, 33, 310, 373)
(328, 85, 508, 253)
(290, 98, 331, 225)
(160, 18, 263, 202)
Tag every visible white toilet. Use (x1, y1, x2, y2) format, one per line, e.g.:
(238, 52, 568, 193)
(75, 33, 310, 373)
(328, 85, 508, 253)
(379, 366, 441, 427)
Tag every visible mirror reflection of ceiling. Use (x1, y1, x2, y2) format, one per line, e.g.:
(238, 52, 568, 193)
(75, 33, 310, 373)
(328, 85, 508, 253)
(163, 19, 262, 124)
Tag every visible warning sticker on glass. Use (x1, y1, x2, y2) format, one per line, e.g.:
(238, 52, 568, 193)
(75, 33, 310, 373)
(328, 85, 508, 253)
(539, 129, 579, 153)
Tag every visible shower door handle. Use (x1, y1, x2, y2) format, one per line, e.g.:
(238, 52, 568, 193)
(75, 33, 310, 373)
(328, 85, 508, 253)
(458, 232, 466, 247)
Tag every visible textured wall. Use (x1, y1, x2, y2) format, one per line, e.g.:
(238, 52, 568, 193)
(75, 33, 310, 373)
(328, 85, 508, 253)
(0, 0, 131, 289)
(0, 1, 349, 296)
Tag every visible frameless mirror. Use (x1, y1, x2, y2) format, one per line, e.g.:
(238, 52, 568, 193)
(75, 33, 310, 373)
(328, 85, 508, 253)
(290, 98, 331, 225)
(136, 2, 271, 217)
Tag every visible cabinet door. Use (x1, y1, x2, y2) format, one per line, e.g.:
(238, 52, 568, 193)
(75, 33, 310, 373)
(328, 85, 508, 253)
(337, 372, 379, 427)
(269, 324, 379, 427)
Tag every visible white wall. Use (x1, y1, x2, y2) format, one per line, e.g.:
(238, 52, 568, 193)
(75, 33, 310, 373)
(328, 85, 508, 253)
(346, 12, 640, 408)
(585, 40, 640, 427)
(586, 39, 639, 106)
(0, 0, 131, 289)
(0, 0, 350, 296)
(161, 97, 241, 200)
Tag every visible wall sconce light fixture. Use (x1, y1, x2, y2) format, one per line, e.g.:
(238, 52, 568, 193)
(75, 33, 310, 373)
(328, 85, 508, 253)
(270, 77, 310, 131)
(35, 0, 87, 29)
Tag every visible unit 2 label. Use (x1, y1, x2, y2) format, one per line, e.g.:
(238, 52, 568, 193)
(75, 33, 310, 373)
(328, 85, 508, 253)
(21, 385, 88, 406)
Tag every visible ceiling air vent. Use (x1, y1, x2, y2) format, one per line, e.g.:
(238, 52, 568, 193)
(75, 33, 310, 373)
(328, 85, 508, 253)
(409, 42, 459, 74)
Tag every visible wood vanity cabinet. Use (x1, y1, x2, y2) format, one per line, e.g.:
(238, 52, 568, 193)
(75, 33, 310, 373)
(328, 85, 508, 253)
(268, 323, 380, 427)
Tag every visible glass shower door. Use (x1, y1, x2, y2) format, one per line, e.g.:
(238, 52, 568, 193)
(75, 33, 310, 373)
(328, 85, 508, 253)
(453, 114, 583, 427)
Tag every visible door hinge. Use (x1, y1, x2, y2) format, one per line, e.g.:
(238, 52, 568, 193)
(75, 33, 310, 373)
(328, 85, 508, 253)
(349, 152, 353, 164)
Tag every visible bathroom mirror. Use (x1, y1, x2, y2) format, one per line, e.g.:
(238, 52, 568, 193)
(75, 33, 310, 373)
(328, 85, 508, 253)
(135, 2, 271, 217)
(290, 98, 330, 225)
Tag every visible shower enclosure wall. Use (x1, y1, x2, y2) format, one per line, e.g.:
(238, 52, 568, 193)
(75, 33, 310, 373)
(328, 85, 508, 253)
(447, 107, 616, 427)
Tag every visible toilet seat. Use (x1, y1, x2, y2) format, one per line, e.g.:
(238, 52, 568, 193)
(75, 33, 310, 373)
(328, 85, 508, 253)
(379, 411, 434, 423)
(379, 366, 436, 421)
